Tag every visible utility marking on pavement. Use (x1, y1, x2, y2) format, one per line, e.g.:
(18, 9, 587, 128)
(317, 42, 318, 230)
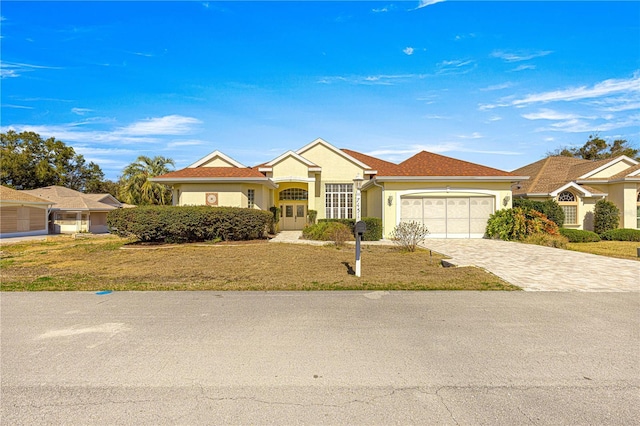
(96, 290, 113, 295)
(364, 291, 390, 300)
(37, 322, 129, 339)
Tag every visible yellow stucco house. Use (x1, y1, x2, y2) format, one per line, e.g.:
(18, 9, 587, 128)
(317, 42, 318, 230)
(512, 155, 640, 231)
(152, 138, 526, 239)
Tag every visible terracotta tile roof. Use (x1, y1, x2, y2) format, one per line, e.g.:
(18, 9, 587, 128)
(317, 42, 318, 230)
(340, 149, 401, 175)
(154, 167, 267, 179)
(397, 151, 516, 177)
(23, 186, 119, 211)
(0, 185, 51, 204)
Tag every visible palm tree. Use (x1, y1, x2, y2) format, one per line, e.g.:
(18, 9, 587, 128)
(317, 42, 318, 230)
(120, 156, 175, 205)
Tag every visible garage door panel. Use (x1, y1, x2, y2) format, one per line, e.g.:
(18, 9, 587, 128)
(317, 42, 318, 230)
(400, 195, 495, 239)
(401, 199, 423, 222)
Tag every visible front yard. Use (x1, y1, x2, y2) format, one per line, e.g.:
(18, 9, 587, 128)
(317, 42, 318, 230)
(566, 241, 640, 261)
(0, 236, 517, 291)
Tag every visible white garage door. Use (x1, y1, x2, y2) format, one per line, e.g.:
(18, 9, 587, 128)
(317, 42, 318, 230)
(400, 197, 494, 238)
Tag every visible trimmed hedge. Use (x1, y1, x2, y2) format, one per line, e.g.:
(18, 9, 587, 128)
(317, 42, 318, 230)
(317, 217, 383, 241)
(513, 198, 565, 227)
(559, 228, 601, 243)
(599, 228, 640, 242)
(594, 199, 620, 235)
(107, 206, 273, 243)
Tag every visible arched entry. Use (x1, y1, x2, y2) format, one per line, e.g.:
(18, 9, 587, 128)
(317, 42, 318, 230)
(278, 187, 308, 230)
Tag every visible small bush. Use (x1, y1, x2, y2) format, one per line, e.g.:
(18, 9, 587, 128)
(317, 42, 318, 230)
(599, 228, 640, 242)
(390, 221, 429, 252)
(513, 198, 565, 227)
(594, 199, 620, 235)
(317, 217, 382, 241)
(523, 233, 568, 249)
(269, 206, 281, 233)
(559, 228, 601, 243)
(107, 206, 273, 243)
(485, 207, 559, 241)
(302, 221, 354, 244)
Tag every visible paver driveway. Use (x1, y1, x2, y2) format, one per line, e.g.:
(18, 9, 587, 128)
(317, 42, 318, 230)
(422, 239, 640, 292)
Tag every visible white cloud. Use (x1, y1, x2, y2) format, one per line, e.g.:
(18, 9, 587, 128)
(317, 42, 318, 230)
(71, 107, 93, 115)
(120, 115, 201, 135)
(415, 0, 446, 9)
(457, 132, 483, 139)
(512, 64, 536, 72)
(366, 142, 521, 160)
(372, 5, 392, 13)
(403, 47, 415, 56)
(318, 73, 426, 86)
(480, 82, 514, 91)
(3, 104, 34, 109)
(491, 50, 552, 62)
(166, 139, 206, 148)
(436, 59, 475, 75)
(0, 61, 63, 79)
(521, 109, 592, 121)
(512, 74, 640, 106)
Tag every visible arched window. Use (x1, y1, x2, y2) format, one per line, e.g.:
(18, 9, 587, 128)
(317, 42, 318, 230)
(279, 188, 308, 200)
(557, 190, 578, 225)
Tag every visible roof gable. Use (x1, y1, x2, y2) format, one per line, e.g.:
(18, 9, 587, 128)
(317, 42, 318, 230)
(188, 150, 247, 168)
(259, 150, 321, 172)
(296, 138, 372, 170)
(577, 155, 638, 179)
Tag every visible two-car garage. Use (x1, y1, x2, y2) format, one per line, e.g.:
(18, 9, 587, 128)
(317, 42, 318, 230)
(400, 196, 495, 238)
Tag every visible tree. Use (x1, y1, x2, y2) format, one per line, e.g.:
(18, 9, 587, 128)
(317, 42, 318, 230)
(119, 155, 175, 205)
(0, 130, 105, 191)
(547, 135, 639, 161)
(594, 199, 620, 235)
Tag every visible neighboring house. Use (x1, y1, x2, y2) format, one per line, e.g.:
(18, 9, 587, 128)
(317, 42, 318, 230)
(23, 186, 123, 234)
(512, 155, 640, 231)
(0, 185, 52, 238)
(151, 138, 525, 239)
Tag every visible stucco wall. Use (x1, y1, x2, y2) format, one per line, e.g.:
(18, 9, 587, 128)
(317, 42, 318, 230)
(378, 181, 513, 239)
(175, 183, 270, 210)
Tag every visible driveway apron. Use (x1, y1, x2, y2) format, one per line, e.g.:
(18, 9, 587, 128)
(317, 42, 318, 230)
(422, 239, 640, 292)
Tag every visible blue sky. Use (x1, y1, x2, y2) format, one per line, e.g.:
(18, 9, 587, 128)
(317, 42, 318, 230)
(1, 1, 639, 180)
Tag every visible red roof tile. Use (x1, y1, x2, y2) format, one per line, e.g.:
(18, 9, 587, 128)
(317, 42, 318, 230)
(155, 167, 267, 179)
(340, 149, 401, 175)
(397, 151, 515, 177)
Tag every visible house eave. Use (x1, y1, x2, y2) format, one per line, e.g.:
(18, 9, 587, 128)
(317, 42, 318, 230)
(372, 175, 527, 182)
(149, 177, 278, 189)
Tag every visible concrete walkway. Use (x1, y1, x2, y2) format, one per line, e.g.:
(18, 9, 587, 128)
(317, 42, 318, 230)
(423, 238, 640, 292)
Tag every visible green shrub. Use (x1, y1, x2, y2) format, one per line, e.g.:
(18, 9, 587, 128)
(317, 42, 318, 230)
(302, 221, 354, 243)
(485, 207, 559, 241)
(317, 217, 382, 241)
(513, 198, 565, 227)
(599, 228, 640, 242)
(559, 228, 601, 243)
(390, 221, 429, 252)
(594, 199, 620, 234)
(523, 233, 568, 249)
(107, 206, 273, 243)
(307, 209, 317, 225)
(269, 206, 281, 233)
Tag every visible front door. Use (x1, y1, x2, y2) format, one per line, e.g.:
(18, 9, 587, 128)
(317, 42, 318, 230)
(281, 203, 306, 230)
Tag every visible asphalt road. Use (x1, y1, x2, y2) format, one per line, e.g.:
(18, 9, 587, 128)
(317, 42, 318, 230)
(1, 291, 639, 425)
